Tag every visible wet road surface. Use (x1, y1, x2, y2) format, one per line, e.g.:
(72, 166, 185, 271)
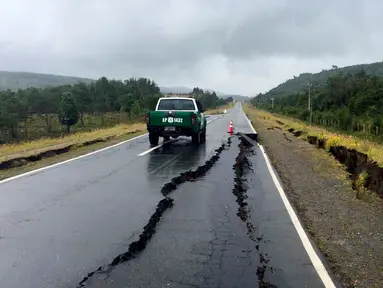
(0, 104, 334, 288)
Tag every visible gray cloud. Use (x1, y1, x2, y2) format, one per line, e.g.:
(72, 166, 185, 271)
(0, 0, 382, 95)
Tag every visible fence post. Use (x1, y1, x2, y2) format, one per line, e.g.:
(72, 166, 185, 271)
(376, 126, 379, 135)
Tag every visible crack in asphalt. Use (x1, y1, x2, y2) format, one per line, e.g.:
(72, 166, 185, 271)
(168, 280, 199, 288)
(196, 218, 230, 288)
(232, 136, 277, 288)
(232, 139, 255, 238)
(76, 197, 174, 287)
(161, 143, 226, 196)
(76, 139, 229, 287)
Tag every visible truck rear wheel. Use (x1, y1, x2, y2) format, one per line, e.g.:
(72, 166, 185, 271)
(149, 133, 159, 146)
(200, 129, 206, 144)
(192, 131, 201, 145)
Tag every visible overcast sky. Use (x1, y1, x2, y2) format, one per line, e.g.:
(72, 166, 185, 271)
(0, 0, 382, 95)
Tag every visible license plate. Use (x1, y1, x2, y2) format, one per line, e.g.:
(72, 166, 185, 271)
(164, 126, 176, 131)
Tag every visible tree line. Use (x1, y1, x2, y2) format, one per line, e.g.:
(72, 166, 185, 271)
(252, 70, 383, 136)
(0, 77, 231, 143)
(262, 61, 383, 100)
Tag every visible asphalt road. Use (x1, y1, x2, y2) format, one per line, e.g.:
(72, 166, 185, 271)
(0, 103, 336, 288)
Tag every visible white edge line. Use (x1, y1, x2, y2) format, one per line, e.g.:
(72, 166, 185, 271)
(243, 108, 336, 288)
(242, 109, 257, 134)
(138, 139, 174, 156)
(0, 133, 148, 185)
(259, 145, 336, 288)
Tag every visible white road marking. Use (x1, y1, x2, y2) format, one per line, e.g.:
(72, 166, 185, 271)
(137, 139, 175, 156)
(244, 109, 336, 288)
(0, 133, 148, 185)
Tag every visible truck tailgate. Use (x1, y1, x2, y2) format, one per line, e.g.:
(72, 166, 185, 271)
(149, 111, 194, 127)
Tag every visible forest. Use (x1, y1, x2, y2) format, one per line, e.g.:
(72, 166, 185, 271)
(0, 77, 232, 143)
(252, 69, 383, 137)
(262, 61, 383, 99)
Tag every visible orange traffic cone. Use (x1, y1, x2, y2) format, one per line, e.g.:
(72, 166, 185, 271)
(228, 120, 234, 134)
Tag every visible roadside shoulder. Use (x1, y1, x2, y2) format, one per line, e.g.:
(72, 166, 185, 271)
(249, 112, 383, 288)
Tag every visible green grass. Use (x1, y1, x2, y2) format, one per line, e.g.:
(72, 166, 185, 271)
(244, 105, 383, 167)
(0, 123, 145, 161)
(1, 112, 144, 144)
(0, 129, 147, 181)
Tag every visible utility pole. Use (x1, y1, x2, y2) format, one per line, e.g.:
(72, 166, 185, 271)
(271, 98, 274, 109)
(307, 83, 313, 126)
(308, 85, 311, 111)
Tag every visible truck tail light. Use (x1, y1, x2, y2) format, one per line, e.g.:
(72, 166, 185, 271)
(145, 113, 150, 124)
(191, 113, 196, 125)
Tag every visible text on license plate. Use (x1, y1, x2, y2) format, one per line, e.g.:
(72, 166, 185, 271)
(162, 117, 183, 123)
(164, 126, 176, 131)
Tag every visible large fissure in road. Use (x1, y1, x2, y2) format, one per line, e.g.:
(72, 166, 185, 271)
(77, 138, 230, 287)
(232, 134, 277, 288)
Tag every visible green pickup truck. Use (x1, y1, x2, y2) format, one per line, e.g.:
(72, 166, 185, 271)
(145, 97, 207, 146)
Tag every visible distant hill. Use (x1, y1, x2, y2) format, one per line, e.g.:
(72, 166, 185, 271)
(261, 61, 383, 99)
(0, 71, 93, 91)
(159, 86, 249, 101)
(0, 70, 249, 100)
(217, 94, 249, 101)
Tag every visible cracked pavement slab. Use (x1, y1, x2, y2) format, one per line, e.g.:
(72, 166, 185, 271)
(84, 135, 329, 288)
(84, 135, 260, 288)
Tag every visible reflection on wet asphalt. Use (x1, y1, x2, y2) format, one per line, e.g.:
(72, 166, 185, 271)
(0, 104, 331, 288)
(147, 139, 207, 176)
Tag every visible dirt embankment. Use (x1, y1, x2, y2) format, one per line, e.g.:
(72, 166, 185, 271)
(248, 112, 383, 288)
(0, 129, 143, 171)
(288, 128, 383, 199)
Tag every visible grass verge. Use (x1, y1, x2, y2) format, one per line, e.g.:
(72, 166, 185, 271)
(1, 123, 145, 160)
(244, 104, 383, 199)
(0, 124, 147, 180)
(244, 105, 383, 166)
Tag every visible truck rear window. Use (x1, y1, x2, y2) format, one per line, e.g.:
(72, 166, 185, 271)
(157, 99, 196, 110)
